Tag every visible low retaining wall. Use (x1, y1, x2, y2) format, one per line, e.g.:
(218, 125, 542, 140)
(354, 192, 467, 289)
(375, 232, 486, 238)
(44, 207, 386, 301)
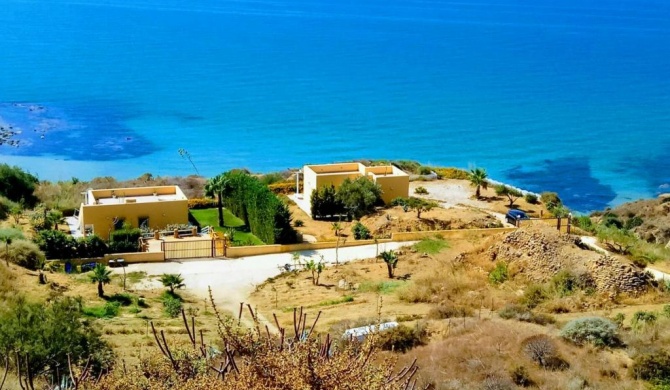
(103, 252, 165, 263)
(390, 227, 516, 241)
(226, 238, 393, 258)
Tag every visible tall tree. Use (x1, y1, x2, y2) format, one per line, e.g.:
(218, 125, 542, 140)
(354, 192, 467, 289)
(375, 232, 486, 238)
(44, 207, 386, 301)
(89, 263, 112, 297)
(205, 174, 231, 227)
(336, 177, 382, 219)
(468, 167, 489, 199)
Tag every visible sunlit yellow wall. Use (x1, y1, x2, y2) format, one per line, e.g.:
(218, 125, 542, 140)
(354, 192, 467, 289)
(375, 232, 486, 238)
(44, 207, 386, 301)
(79, 186, 188, 240)
(373, 174, 410, 204)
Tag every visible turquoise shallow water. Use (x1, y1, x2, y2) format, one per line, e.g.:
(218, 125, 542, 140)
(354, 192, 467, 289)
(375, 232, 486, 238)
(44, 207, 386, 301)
(0, 0, 669, 212)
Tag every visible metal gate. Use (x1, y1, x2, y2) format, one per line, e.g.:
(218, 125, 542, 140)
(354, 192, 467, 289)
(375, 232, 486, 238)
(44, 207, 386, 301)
(162, 239, 226, 260)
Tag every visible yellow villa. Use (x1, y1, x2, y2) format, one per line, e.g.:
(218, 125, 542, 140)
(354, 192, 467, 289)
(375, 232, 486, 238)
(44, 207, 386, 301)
(78, 186, 189, 240)
(302, 162, 409, 207)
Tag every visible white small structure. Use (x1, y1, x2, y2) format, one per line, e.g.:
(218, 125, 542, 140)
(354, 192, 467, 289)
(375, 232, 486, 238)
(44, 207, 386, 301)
(342, 321, 399, 341)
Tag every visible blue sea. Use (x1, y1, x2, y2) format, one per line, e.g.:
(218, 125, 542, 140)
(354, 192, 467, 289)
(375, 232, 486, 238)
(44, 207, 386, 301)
(1, 0, 669, 212)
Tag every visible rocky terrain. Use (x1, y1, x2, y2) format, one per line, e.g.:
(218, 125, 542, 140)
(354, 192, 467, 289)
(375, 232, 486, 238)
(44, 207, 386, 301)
(610, 195, 670, 246)
(485, 225, 651, 294)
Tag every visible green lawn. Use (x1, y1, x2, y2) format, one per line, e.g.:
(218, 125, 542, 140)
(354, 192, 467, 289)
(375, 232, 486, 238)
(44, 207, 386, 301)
(190, 208, 264, 246)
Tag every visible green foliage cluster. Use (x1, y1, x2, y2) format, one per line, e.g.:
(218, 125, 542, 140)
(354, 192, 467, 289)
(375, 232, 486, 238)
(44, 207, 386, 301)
(467, 167, 488, 198)
(498, 304, 556, 326)
(187, 197, 218, 209)
(351, 221, 371, 240)
(631, 349, 670, 386)
(432, 167, 470, 180)
(524, 193, 538, 204)
(336, 177, 383, 219)
(310, 184, 342, 220)
(220, 171, 297, 244)
(488, 262, 509, 284)
(0, 163, 39, 206)
(0, 296, 114, 387)
(160, 273, 185, 293)
(376, 324, 427, 353)
(0, 227, 25, 242)
(550, 269, 594, 297)
(405, 197, 438, 218)
(108, 227, 142, 253)
(520, 284, 549, 309)
(540, 192, 562, 210)
(0, 196, 20, 220)
(161, 291, 183, 318)
(428, 303, 473, 319)
(83, 301, 121, 318)
(414, 186, 428, 195)
(36, 230, 110, 260)
(631, 311, 658, 332)
(560, 317, 620, 347)
(5, 239, 45, 270)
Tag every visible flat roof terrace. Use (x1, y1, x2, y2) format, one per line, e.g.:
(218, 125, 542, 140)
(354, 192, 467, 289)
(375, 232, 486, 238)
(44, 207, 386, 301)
(86, 186, 187, 206)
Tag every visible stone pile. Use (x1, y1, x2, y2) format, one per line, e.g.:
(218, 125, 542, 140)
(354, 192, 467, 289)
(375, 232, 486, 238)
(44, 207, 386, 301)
(486, 226, 650, 294)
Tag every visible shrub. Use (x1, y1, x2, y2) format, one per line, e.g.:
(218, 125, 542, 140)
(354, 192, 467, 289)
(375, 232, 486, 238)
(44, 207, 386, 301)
(336, 176, 383, 218)
(540, 192, 562, 209)
(428, 304, 473, 319)
(625, 215, 644, 230)
(376, 324, 427, 352)
(187, 198, 217, 209)
(6, 239, 46, 270)
(488, 262, 509, 284)
(631, 311, 658, 332)
(510, 366, 534, 387)
(294, 219, 304, 227)
(432, 167, 469, 180)
(77, 234, 109, 258)
(560, 317, 620, 347)
(0, 196, 18, 220)
(612, 313, 626, 328)
(498, 304, 555, 325)
(162, 292, 183, 318)
(572, 215, 595, 232)
(521, 335, 559, 368)
(109, 228, 142, 244)
(550, 270, 579, 297)
(389, 197, 407, 207)
(630, 349, 670, 385)
(0, 227, 25, 242)
(35, 229, 77, 259)
(524, 193, 538, 204)
(310, 185, 343, 220)
(482, 374, 515, 390)
(418, 166, 432, 175)
(268, 181, 296, 195)
(352, 221, 371, 240)
(0, 163, 39, 206)
(521, 284, 549, 309)
(260, 172, 285, 186)
(414, 186, 428, 195)
(663, 305, 670, 318)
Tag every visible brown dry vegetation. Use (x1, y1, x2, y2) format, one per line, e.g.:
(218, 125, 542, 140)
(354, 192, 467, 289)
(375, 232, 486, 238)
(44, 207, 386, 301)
(248, 224, 670, 389)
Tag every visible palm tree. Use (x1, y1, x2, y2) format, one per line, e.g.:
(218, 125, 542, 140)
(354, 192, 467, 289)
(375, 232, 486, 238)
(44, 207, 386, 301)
(380, 250, 399, 279)
(89, 263, 112, 297)
(331, 222, 342, 237)
(205, 174, 231, 227)
(468, 167, 489, 199)
(160, 273, 185, 294)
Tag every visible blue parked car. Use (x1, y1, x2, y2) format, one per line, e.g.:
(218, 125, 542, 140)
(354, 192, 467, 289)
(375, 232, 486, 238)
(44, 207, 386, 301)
(506, 209, 530, 225)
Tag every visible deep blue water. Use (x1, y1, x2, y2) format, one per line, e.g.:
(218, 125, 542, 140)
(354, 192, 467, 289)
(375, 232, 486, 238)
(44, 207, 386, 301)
(1, 0, 669, 212)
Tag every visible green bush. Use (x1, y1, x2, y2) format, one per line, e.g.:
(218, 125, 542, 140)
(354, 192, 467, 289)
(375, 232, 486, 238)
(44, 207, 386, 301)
(109, 228, 142, 244)
(560, 317, 620, 347)
(663, 305, 670, 318)
(35, 229, 77, 259)
(431, 167, 469, 180)
(389, 197, 408, 207)
(336, 176, 383, 218)
(0, 163, 39, 206)
(550, 270, 580, 297)
(0, 196, 18, 220)
(414, 186, 429, 195)
(6, 239, 46, 270)
(412, 237, 449, 254)
(625, 215, 644, 230)
(77, 234, 108, 258)
(310, 185, 343, 219)
(521, 284, 549, 309)
(0, 296, 113, 384)
(524, 193, 538, 204)
(498, 304, 555, 325)
(631, 311, 658, 332)
(540, 192, 562, 209)
(376, 324, 427, 352)
(428, 304, 473, 319)
(0, 227, 25, 242)
(488, 262, 509, 284)
(631, 349, 670, 385)
(161, 292, 183, 318)
(572, 215, 595, 232)
(418, 166, 432, 175)
(352, 221, 371, 240)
